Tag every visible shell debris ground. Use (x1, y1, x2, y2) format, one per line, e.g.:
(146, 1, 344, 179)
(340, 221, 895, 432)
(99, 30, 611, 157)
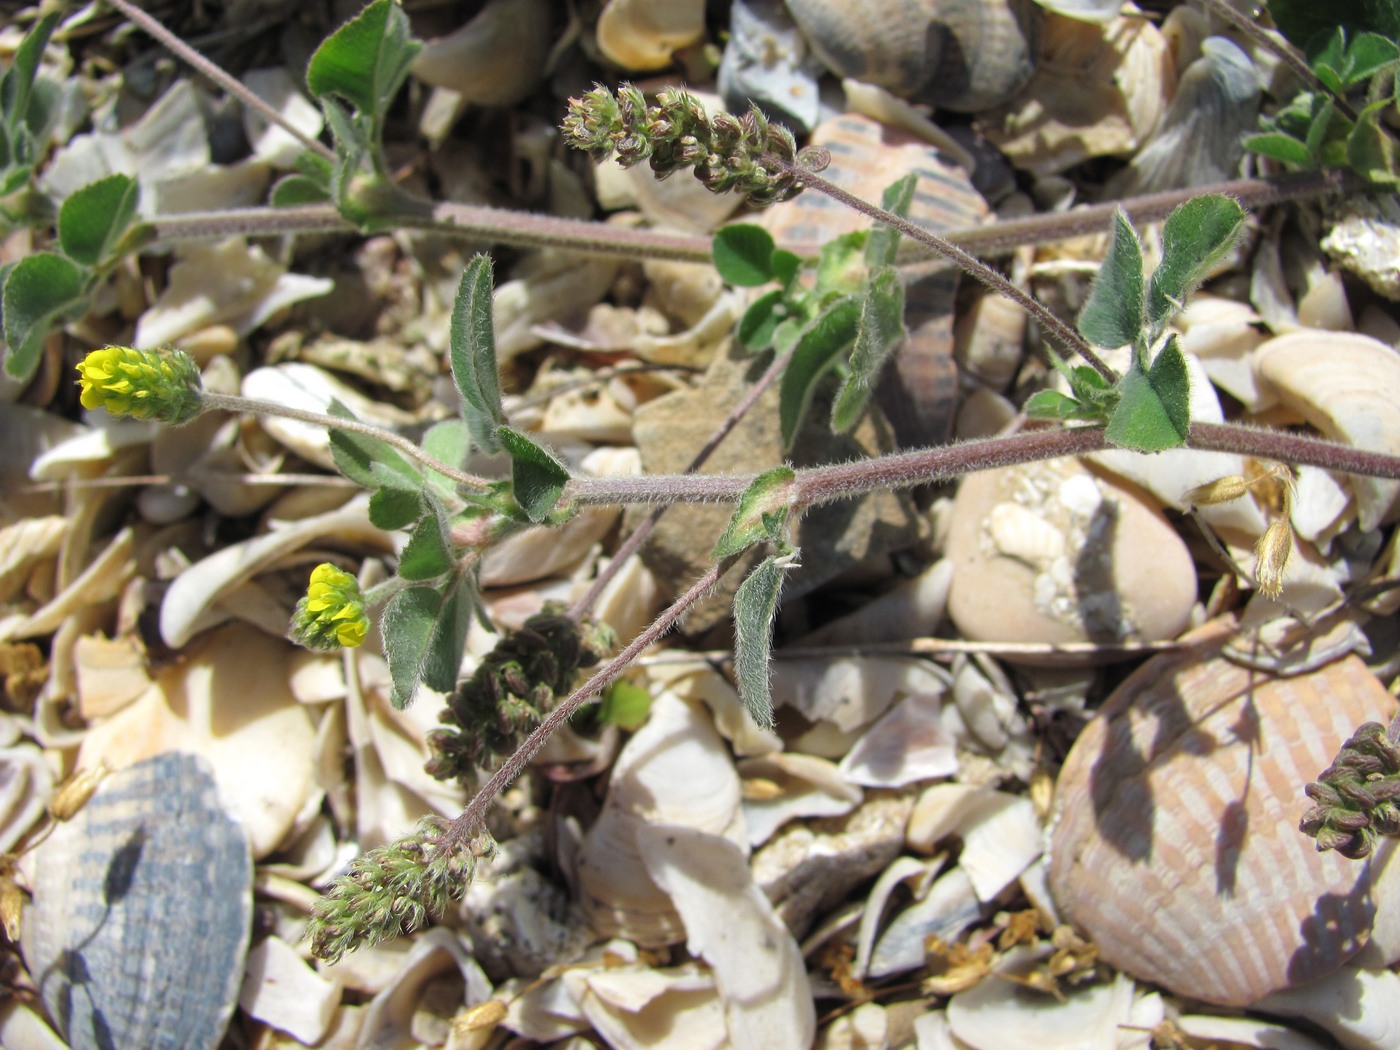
(3, 3, 1400, 1049)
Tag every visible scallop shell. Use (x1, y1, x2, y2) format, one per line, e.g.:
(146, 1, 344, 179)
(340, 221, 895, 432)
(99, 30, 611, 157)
(1253, 330, 1400, 532)
(20, 752, 251, 1050)
(1049, 620, 1399, 1006)
(786, 0, 1038, 112)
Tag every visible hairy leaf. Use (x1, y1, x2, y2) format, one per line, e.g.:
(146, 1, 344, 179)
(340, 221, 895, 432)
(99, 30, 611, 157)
(732, 553, 794, 728)
(831, 266, 906, 433)
(58, 173, 140, 266)
(738, 289, 787, 350)
(2, 252, 88, 381)
(496, 426, 570, 522)
(398, 490, 454, 581)
(449, 255, 505, 453)
(382, 573, 476, 708)
(326, 401, 423, 490)
(778, 295, 861, 449)
(866, 173, 918, 267)
(1147, 195, 1245, 338)
(1104, 335, 1191, 452)
(305, 0, 420, 125)
(1244, 131, 1314, 166)
(1077, 208, 1144, 350)
(713, 466, 797, 558)
(713, 224, 776, 286)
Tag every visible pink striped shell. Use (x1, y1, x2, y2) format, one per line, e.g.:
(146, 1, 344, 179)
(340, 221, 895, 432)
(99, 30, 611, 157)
(1049, 619, 1398, 1006)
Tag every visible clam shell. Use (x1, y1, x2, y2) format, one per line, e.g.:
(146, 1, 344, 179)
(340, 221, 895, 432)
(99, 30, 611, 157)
(21, 752, 251, 1050)
(596, 0, 705, 70)
(1253, 330, 1400, 532)
(1049, 620, 1399, 1006)
(787, 0, 1038, 112)
(410, 0, 552, 106)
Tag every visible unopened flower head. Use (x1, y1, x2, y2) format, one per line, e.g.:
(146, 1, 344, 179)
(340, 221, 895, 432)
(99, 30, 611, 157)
(1253, 519, 1293, 599)
(76, 346, 204, 424)
(290, 563, 369, 650)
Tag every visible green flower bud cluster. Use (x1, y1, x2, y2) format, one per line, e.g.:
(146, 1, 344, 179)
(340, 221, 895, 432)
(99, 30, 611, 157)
(1300, 720, 1400, 860)
(289, 563, 370, 650)
(75, 345, 204, 425)
(426, 608, 615, 786)
(306, 817, 494, 963)
(562, 83, 821, 206)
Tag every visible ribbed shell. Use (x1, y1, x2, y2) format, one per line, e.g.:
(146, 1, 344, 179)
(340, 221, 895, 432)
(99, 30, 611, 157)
(786, 0, 1038, 112)
(1049, 621, 1397, 1007)
(761, 113, 988, 447)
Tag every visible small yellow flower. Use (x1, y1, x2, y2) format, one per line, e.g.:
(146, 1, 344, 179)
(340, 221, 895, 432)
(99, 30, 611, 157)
(290, 563, 369, 650)
(75, 345, 204, 424)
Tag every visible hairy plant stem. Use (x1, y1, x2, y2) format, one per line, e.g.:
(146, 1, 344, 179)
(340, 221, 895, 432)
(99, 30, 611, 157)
(105, 0, 338, 165)
(198, 392, 490, 487)
(563, 423, 1400, 508)
(144, 170, 1360, 265)
(566, 344, 798, 622)
(775, 160, 1117, 384)
(441, 555, 738, 851)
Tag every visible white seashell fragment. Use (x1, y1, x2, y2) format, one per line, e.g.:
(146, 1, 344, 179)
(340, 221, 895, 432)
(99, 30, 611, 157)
(740, 752, 862, 846)
(0, 515, 66, 604)
(869, 866, 983, 979)
(239, 935, 340, 1045)
(567, 961, 727, 1050)
(838, 690, 959, 789)
(819, 1002, 888, 1049)
(1256, 965, 1400, 1050)
(947, 963, 1136, 1050)
(0, 741, 52, 854)
(1175, 1014, 1331, 1050)
(596, 0, 704, 70)
(0, 1003, 68, 1050)
(1254, 330, 1400, 531)
(241, 68, 324, 168)
(410, 0, 552, 106)
(638, 824, 816, 1050)
(77, 624, 320, 858)
(1291, 464, 1353, 545)
(655, 662, 783, 756)
(796, 560, 953, 647)
(135, 239, 332, 348)
(356, 928, 491, 1050)
(771, 657, 950, 733)
(575, 693, 746, 946)
(1177, 293, 1274, 412)
(906, 785, 1043, 901)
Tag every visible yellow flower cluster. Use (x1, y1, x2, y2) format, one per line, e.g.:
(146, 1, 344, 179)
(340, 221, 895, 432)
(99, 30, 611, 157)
(291, 563, 369, 650)
(75, 345, 204, 424)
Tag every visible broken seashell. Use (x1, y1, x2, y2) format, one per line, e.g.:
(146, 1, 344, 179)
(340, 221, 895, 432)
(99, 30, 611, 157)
(21, 752, 251, 1050)
(1256, 964, 1400, 1050)
(596, 0, 705, 70)
(410, 0, 552, 107)
(574, 692, 746, 946)
(1173, 1014, 1331, 1050)
(906, 784, 1043, 900)
(718, 0, 823, 134)
(868, 864, 983, 978)
(983, 8, 1172, 176)
(0, 741, 51, 854)
(771, 656, 949, 733)
(1253, 329, 1400, 532)
(639, 824, 816, 1049)
(946, 965, 1138, 1050)
(239, 935, 341, 1045)
(838, 690, 959, 788)
(564, 960, 727, 1050)
(1049, 620, 1399, 1006)
(787, 0, 1038, 112)
(739, 752, 862, 846)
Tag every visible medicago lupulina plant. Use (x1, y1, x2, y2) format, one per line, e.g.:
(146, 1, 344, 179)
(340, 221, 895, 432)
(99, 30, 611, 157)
(24, 0, 1400, 959)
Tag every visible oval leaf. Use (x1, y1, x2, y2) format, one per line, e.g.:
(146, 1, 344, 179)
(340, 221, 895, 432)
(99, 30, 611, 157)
(732, 553, 794, 729)
(831, 266, 905, 433)
(713, 224, 776, 286)
(778, 295, 861, 449)
(58, 173, 139, 266)
(305, 0, 420, 123)
(3, 252, 89, 381)
(1103, 335, 1191, 452)
(1147, 195, 1245, 337)
(449, 255, 505, 453)
(496, 426, 570, 523)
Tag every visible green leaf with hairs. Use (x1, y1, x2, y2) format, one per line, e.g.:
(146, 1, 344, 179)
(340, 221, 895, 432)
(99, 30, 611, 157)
(398, 490, 454, 581)
(1146, 195, 1245, 338)
(713, 224, 777, 286)
(1245, 131, 1314, 166)
(2, 252, 89, 381)
(738, 289, 787, 350)
(450, 255, 505, 453)
(866, 173, 918, 267)
(496, 426, 570, 522)
(831, 266, 905, 433)
(1104, 335, 1191, 452)
(305, 0, 419, 126)
(778, 295, 861, 449)
(732, 552, 795, 728)
(382, 573, 475, 708)
(713, 466, 796, 559)
(58, 173, 139, 267)
(1077, 208, 1143, 350)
